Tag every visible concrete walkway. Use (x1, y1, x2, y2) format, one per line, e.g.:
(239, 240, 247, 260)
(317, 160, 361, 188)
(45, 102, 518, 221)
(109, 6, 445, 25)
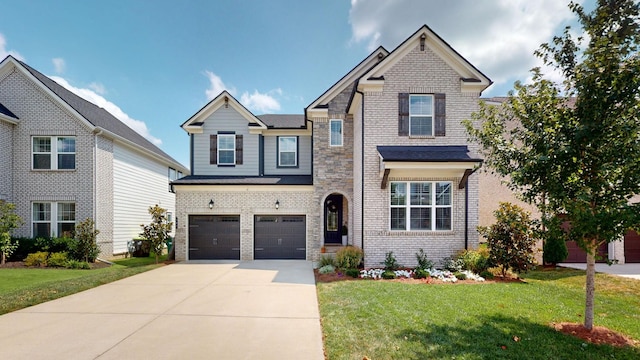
(560, 262, 640, 280)
(0, 260, 324, 360)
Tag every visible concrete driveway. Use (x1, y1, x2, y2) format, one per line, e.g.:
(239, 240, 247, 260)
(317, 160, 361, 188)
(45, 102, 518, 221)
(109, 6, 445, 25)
(560, 262, 640, 280)
(0, 260, 324, 360)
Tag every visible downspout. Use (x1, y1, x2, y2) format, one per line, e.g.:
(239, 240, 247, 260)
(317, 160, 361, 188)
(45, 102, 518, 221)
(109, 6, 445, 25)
(93, 128, 103, 223)
(464, 165, 482, 250)
(356, 89, 365, 254)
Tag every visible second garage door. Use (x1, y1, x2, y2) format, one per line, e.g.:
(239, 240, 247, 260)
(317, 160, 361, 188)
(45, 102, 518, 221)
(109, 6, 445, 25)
(254, 215, 306, 259)
(189, 215, 240, 260)
(624, 230, 640, 263)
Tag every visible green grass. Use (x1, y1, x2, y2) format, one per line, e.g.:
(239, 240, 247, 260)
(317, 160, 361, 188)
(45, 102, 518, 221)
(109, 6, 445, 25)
(317, 268, 640, 360)
(0, 255, 166, 315)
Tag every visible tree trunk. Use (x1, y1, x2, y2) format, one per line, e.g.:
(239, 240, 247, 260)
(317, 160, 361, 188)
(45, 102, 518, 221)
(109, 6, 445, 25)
(1, 252, 5, 265)
(584, 245, 596, 331)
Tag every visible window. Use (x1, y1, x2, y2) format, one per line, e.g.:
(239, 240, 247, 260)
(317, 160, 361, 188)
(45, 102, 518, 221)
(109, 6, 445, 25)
(390, 181, 452, 231)
(32, 136, 76, 170)
(32, 202, 75, 238)
(409, 95, 433, 136)
(330, 119, 343, 146)
(168, 167, 177, 192)
(278, 136, 297, 167)
(218, 134, 235, 165)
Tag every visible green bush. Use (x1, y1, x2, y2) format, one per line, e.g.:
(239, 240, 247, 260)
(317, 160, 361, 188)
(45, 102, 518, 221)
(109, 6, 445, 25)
(381, 270, 396, 279)
(24, 252, 48, 267)
(454, 272, 467, 280)
(345, 268, 360, 278)
(47, 252, 69, 267)
(413, 268, 430, 279)
(459, 248, 490, 274)
(415, 248, 434, 270)
(10, 237, 37, 261)
(444, 257, 464, 272)
(335, 246, 363, 269)
(72, 218, 100, 262)
(542, 217, 568, 265)
(318, 254, 337, 268)
(65, 260, 90, 269)
(319, 264, 336, 274)
(382, 251, 399, 271)
(480, 270, 494, 279)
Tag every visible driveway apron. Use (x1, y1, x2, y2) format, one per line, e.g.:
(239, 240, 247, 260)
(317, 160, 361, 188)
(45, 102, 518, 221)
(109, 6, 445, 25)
(0, 260, 324, 360)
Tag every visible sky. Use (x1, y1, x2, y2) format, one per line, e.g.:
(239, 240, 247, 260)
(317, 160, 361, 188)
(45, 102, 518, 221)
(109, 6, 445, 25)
(0, 0, 595, 169)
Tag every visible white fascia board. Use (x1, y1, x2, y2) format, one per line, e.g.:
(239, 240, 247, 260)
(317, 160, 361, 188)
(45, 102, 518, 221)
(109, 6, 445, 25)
(173, 184, 314, 192)
(0, 113, 19, 125)
(383, 161, 480, 170)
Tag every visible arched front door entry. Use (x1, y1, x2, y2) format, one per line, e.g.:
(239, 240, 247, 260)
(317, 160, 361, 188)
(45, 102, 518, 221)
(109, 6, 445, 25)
(324, 194, 344, 244)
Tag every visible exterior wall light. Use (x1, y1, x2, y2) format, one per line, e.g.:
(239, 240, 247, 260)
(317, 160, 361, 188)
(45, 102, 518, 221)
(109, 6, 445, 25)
(209, 199, 214, 209)
(275, 200, 280, 210)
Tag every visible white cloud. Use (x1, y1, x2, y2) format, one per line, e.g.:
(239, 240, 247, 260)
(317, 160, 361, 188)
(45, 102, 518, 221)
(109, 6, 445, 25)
(348, 0, 583, 93)
(0, 33, 23, 60)
(88, 82, 106, 95)
(52, 58, 65, 73)
(204, 70, 281, 113)
(50, 76, 162, 146)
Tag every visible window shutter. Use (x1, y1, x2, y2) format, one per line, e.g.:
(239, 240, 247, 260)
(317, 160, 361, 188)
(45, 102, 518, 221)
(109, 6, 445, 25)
(398, 93, 409, 136)
(434, 93, 446, 137)
(235, 135, 243, 165)
(210, 134, 217, 164)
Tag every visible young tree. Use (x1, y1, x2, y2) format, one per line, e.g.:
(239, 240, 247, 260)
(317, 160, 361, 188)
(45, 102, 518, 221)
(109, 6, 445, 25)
(465, 0, 640, 330)
(0, 200, 23, 264)
(140, 204, 173, 264)
(73, 218, 100, 263)
(478, 202, 537, 278)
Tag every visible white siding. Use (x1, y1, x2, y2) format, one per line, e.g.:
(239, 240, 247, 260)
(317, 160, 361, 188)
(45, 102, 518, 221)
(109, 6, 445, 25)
(263, 135, 312, 175)
(113, 143, 176, 253)
(192, 107, 259, 176)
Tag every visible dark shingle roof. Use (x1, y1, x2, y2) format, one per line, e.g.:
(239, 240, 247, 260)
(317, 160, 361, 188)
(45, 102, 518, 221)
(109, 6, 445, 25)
(0, 101, 18, 119)
(172, 175, 312, 185)
(377, 146, 482, 162)
(18, 60, 185, 169)
(256, 114, 306, 128)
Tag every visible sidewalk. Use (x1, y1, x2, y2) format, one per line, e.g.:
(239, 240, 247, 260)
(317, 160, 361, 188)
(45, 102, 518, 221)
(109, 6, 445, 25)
(560, 263, 640, 280)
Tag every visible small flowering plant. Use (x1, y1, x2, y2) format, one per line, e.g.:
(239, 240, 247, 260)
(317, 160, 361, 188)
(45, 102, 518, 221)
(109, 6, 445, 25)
(360, 267, 485, 282)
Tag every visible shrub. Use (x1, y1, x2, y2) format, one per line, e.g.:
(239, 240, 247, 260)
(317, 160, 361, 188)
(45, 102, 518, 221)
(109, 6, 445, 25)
(335, 246, 363, 269)
(0, 200, 23, 264)
(444, 257, 464, 272)
(24, 252, 48, 267)
(542, 217, 568, 265)
(382, 251, 399, 271)
(413, 268, 430, 279)
(480, 270, 494, 280)
(66, 260, 90, 269)
(345, 268, 360, 278)
(454, 272, 467, 280)
(318, 264, 336, 274)
(381, 270, 396, 279)
(47, 252, 69, 267)
(73, 218, 100, 263)
(459, 248, 490, 274)
(140, 205, 172, 264)
(415, 248, 434, 270)
(478, 202, 538, 277)
(10, 237, 38, 262)
(318, 254, 337, 268)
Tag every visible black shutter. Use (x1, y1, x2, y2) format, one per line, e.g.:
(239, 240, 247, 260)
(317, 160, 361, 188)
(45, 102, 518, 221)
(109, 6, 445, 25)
(434, 93, 446, 137)
(210, 135, 217, 164)
(398, 93, 409, 136)
(236, 135, 243, 165)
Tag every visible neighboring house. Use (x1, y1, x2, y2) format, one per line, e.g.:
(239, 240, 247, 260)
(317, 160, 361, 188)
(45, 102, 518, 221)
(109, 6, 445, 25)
(173, 25, 491, 267)
(0, 55, 188, 258)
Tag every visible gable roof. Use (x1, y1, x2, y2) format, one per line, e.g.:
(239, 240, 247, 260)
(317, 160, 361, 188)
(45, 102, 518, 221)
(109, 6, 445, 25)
(357, 25, 492, 94)
(181, 90, 268, 133)
(0, 55, 187, 172)
(0, 101, 19, 124)
(256, 114, 306, 129)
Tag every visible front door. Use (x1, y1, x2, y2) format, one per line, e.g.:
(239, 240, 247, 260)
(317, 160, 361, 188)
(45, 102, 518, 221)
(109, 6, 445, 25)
(324, 194, 343, 244)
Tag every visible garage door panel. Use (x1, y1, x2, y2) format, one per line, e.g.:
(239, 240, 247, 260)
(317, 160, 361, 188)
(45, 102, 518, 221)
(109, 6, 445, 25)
(624, 230, 640, 263)
(254, 215, 306, 260)
(189, 215, 240, 260)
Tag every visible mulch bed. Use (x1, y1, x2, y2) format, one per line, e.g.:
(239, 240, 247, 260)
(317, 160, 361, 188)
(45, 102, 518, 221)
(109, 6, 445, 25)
(314, 269, 522, 284)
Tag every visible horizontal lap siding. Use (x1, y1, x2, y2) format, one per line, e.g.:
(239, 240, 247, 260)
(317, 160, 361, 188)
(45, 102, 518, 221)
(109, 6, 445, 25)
(113, 143, 176, 253)
(263, 135, 312, 175)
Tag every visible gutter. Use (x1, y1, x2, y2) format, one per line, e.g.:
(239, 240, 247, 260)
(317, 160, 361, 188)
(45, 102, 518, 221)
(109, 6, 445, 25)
(356, 88, 365, 254)
(93, 128, 103, 223)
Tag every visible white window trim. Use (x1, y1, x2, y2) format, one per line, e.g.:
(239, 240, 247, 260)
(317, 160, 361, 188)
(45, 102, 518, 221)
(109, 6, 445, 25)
(390, 181, 453, 231)
(217, 134, 236, 165)
(278, 136, 297, 167)
(32, 136, 76, 170)
(32, 201, 76, 238)
(409, 94, 434, 137)
(329, 119, 343, 147)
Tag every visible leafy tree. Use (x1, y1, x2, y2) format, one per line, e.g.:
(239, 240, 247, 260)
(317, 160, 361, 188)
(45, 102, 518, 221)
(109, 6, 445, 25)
(478, 203, 537, 278)
(73, 218, 100, 262)
(0, 200, 23, 264)
(465, 0, 640, 330)
(140, 204, 172, 264)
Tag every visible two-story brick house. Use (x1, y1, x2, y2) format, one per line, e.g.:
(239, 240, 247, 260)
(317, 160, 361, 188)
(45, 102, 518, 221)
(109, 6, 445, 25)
(173, 25, 491, 266)
(0, 55, 189, 257)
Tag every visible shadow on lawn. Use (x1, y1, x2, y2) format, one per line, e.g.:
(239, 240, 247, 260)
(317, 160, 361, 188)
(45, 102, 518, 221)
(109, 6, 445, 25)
(521, 267, 586, 281)
(398, 314, 640, 360)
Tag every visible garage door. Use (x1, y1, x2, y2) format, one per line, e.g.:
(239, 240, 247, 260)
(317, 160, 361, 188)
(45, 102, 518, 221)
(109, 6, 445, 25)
(565, 240, 608, 263)
(254, 215, 306, 259)
(189, 215, 240, 260)
(624, 230, 640, 263)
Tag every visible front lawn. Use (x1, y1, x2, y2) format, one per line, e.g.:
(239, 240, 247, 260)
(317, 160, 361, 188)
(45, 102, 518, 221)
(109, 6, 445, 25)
(0, 255, 166, 315)
(317, 268, 640, 360)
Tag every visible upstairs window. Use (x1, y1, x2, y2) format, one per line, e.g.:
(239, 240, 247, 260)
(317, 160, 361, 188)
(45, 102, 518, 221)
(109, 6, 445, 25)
(217, 134, 236, 165)
(330, 119, 343, 146)
(390, 181, 452, 231)
(168, 167, 177, 192)
(409, 95, 433, 136)
(33, 136, 76, 170)
(278, 136, 298, 167)
(398, 93, 446, 137)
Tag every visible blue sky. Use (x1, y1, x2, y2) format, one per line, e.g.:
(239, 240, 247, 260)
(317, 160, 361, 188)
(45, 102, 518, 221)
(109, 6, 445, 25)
(0, 0, 594, 169)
